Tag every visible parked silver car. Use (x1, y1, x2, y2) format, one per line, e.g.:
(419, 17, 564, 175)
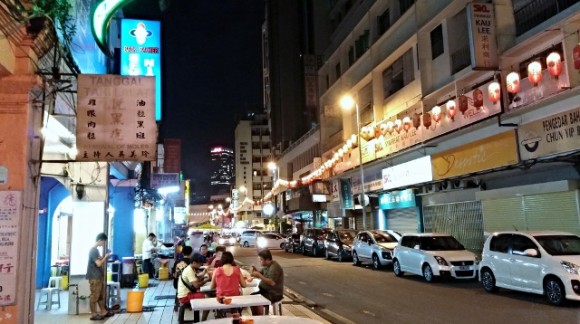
(324, 229, 357, 262)
(352, 230, 401, 269)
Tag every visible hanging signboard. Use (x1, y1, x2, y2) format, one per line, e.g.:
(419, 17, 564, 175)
(76, 74, 156, 162)
(518, 107, 580, 160)
(467, 2, 498, 70)
(0, 191, 21, 306)
(339, 179, 354, 209)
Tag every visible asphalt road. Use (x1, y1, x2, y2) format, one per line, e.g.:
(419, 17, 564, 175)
(229, 245, 580, 324)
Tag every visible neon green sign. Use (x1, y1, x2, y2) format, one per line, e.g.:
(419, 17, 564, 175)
(91, 0, 135, 56)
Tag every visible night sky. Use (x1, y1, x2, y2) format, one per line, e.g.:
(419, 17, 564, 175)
(160, 1, 265, 198)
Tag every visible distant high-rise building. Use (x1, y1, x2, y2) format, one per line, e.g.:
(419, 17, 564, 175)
(210, 146, 234, 195)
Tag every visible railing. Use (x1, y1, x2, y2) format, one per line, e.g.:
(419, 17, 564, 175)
(514, 0, 579, 36)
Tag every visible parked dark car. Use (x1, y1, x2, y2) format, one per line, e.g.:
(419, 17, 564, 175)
(301, 228, 331, 257)
(324, 229, 357, 262)
(284, 233, 301, 253)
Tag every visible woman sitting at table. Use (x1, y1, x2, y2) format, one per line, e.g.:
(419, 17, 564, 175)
(210, 251, 247, 297)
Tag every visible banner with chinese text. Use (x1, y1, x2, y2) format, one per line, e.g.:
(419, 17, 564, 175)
(0, 191, 21, 306)
(77, 74, 156, 161)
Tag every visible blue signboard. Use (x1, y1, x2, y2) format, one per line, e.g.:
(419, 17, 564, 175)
(379, 189, 416, 210)
(120, 19, 162, 120)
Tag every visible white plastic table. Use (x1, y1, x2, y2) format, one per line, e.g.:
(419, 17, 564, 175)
(201, 315, 324, 323)
(190, 294, 271, 312)
(200, 279, 259, 293)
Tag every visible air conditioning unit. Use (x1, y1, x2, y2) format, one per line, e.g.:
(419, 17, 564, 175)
(428, 183, 440, 193)
(452, 180, 467, 189)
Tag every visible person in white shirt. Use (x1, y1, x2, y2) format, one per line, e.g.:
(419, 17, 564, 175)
(142, 233, 161, 278)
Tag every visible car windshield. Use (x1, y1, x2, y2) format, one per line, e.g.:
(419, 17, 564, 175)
(534, 235, 580, 256)
(419, 236, 465, 251)
(373, 232, 398, 243)
(337, 231, 356, 243)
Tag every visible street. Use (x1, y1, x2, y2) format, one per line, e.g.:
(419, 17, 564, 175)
(230, 246, 580, 324)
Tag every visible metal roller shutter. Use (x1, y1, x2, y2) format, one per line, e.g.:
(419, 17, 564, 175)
(423, 202, 484, 252)
(482, 197, 525, 233)
(524, 191, 580, 235)
(386, 207, 419, 234)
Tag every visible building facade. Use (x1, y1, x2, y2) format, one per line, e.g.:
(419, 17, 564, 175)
(210, 146, 234, 195)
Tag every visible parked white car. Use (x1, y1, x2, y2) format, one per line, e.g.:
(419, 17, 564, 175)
(352, 230, 401, 269)
(479, 231, 580, 306)
(393, 233, 479, 282)
(256, 233, 286, 250)
(239, 230, 262, 247)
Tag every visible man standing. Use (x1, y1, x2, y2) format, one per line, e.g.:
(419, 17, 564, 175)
(86, 233, 113, 321)
(250, 249, 284, 315)
(142, 233, 160, 278)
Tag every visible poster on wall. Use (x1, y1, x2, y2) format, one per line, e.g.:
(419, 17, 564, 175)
(0, 191, 21, 306)
(76, 74, 156, 162)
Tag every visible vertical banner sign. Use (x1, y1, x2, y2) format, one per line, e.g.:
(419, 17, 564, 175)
(77, 74, 156, 161)
(0, 191, 21, 306)
(340, 179, 354, 209)
(467, 2, 498, 70)
(121, 19, 162, 121)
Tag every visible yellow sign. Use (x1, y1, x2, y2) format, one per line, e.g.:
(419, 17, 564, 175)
(431, 131, 519, 180)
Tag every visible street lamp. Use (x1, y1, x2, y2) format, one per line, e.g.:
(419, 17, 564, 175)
(340, 94, 367, 230)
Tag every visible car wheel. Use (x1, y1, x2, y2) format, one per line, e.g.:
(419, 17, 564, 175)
(352, 251, 361, 266)
(372, 254, 381, 270)
(481, 268, 498, 293)
(544, 277, 566, 306)
(311, 244, 318, 257)
(325, 249, 330, 260)
(337, 249, 344, 262)
(422, 264, 435, 282)
(393, 259, 403, 277)
(243, 241, 249, 248)
(280, 243, 285, 249)
(301, 245, 307, 255)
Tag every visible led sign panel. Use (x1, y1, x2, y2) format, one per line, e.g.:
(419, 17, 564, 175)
(121, 19, 162, 121)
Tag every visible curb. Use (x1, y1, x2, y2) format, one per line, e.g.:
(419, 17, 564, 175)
(284, 287, 356, 324)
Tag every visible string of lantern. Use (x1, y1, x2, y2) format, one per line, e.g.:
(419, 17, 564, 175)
(247, 46, 567, 207)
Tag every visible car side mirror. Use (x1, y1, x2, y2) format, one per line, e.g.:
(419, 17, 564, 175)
(524, 248, 539, 257)
(413, 244, 420, 249)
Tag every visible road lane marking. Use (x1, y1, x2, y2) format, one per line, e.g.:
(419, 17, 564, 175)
(362, 310, 376, 317)
(322, 292, 334, 297)
(298, 281, 307, 285)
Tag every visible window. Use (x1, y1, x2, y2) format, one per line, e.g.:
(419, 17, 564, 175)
(348, 46, 355, 66)
(489, 234, 510, 253)
(382, 49, 415, 98)
(355, 30, 370, 59)
(399, 0, 415, 15)
(512, 235, 539, 257)
(431, 24, 444, 59)
(335, 62, 342, 79)
(377, 9, 390, 36)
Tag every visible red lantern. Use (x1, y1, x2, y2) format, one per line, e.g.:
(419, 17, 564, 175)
(458, 95, 468, 115)
(386, 121, 394, 134)
(488, 81, 501, 104)
(432, 106, 442, 122)
(574, 44, 580, 70)
(446, 100, 457, 120)
(402, 116, 411, 132)
(423, 112, 432, 128)
(527, 61, 542, 86)
(546, 52, 562, 78)
(506, 72, 520, 94)
(412, 113, 421, 129)
(379, 123, 389, 135)
(473, 88, 484, 108)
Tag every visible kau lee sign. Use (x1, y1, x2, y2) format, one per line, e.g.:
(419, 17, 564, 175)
(76, 74, 156, 161)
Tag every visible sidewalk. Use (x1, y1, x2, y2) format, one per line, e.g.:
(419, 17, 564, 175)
(34, 278, 331, 324)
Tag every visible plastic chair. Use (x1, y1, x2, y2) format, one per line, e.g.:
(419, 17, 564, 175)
(37, 277, 62, 310)
(107, 281, 121, 307)
(265, 300, 282, 315)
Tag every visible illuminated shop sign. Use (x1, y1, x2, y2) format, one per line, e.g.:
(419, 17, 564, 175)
(379, 189, 416, 210)
(91, 0, 134, 56)
(121, 19, 162, 121)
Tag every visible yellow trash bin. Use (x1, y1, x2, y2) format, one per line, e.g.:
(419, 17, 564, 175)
(158, 267, 169, 280)
(126, 290, 144, 313)
(138, 273, 149, 288)
(60, 275, 69, 290)
(107, 272, 112, 282)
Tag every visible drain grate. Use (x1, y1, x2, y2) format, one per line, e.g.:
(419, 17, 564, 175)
(154, 295, 176, 300)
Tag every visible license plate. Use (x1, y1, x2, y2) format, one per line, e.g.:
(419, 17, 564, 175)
(459, 266, 469, 270)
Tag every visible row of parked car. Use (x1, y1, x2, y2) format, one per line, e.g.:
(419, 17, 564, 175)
(280, 228, 580, 306)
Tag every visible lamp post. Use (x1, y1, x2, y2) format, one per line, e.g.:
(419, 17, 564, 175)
(340, 95, 367, 230)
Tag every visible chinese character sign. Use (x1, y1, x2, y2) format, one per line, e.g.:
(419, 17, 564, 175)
(468, 2, 498, 70)
(0, 191, 21, 306)
(76, 74, 157, 162)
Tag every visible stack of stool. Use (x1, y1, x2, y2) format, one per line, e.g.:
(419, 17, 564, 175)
(106, 281, 121, 308)
(37, 276, 61, 310)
